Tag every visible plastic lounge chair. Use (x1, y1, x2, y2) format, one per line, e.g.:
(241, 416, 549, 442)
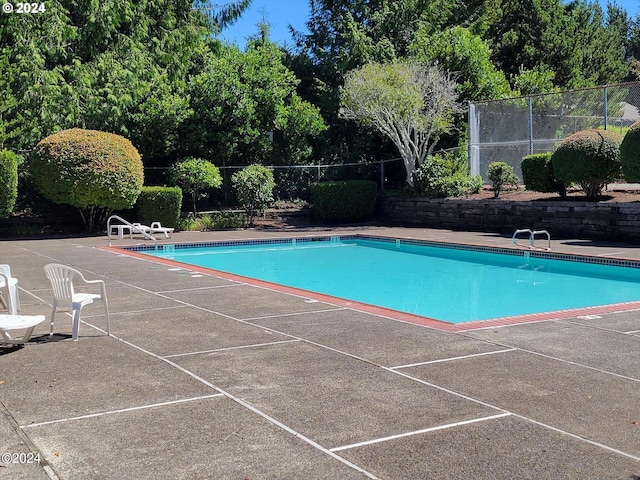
(0, 264, 20, 315)
(0, 314, 46, 345)
(44, 264, 110, 341)
(132, 222, 174, 238)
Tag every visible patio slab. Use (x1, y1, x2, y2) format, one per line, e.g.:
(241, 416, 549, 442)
(164, 284, 340, 320)
(466, 319, 640, 379)
(0, 337, 214, 426)
(250, 308, 509, 367)
(338, 414, 640, 480)
(109, 306, 293, 357)
(401, 349, 640, 458)
(23, 396, 370, 480)
(174, 341, 500, 448)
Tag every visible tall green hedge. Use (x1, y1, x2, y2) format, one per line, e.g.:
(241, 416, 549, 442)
(136, 186, 182, 228)
(310, 180, 377, 223)
(0, 150, 18, 218)
(521, 152, 566, 196)
(620, 119, 640, 182)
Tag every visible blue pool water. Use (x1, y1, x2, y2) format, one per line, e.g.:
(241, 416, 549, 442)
(140, 237, 640, 323)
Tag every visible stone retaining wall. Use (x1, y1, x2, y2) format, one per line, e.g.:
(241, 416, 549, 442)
(377, 197, 640, 242)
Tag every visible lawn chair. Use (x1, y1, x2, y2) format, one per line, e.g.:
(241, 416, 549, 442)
(0, 314, 46, 345)
(132, 222, 174, 239)
(0, 264, 20, 315)
(44, 264, 110, 341)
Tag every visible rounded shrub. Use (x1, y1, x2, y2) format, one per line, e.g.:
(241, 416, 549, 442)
(0, 150, 18, 218)
(412, 154, 482, 198)
(521, 152, 566, 196)
(551, 129, 622, 198)
(167, 157, 222, 215)
(231, 164, 275, 226)
(310, 180, 377, 223)
(620, 119, 640, 182)
(31, 128, 143, 231)
(136, 186, 182, 228)
(487, 162, 519, 198)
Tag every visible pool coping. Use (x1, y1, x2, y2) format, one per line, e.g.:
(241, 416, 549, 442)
(101, 233, 640, 332)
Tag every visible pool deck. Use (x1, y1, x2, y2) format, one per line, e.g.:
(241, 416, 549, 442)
(1, 226, 640, 479)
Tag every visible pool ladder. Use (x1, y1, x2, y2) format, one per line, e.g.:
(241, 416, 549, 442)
(512, 228, 551, 250)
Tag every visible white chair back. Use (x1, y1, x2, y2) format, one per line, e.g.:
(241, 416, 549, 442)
(44, 264, 78, 301)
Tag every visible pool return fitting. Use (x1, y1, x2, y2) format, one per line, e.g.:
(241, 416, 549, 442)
(512, 228, 551, 250)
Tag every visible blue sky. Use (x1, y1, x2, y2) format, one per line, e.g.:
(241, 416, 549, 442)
(220, 0, 640, 47)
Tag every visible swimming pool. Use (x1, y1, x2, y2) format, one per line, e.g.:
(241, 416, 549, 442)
(131, 235, 640, 324)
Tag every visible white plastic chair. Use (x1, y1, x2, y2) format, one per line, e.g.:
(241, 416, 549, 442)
(44, 264, 110, 341)
(0, 314, 46, 345)
(0, 264, 20, 315)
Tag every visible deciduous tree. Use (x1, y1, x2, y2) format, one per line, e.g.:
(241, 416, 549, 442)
(340, 61, 462, 185)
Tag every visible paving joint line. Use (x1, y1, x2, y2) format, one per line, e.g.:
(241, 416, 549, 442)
(329, 413, 512, 452)
(20, 394, 224, 429)
(163, 339, 301, 358)
(389, 349, 517, 370)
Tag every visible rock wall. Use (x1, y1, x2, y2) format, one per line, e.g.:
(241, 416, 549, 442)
(377, 197, 640, 242)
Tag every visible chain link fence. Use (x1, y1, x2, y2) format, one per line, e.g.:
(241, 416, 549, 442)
(469, 82, 640, 182)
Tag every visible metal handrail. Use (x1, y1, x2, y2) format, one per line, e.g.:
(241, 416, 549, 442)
(107, 215, 157, 248)
(531, 230, 551, 250)
(512, 228, 551, 251)
(512, 229, 532, 248)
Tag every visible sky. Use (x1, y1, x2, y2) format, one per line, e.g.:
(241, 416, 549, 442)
(220, 0, 640, 48)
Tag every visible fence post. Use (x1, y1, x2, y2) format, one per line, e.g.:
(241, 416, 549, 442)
(380, 160, 385, 191)
(603, 86, 608, 130)
(527, 96, 533, 155)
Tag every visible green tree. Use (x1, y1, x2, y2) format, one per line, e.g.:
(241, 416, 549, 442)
(0, 1, 252, 164)
(410, 25, 512, 102)
(167, 158, 222, 215)
(0, 150, 18, 218)
(30, 128, 144, 231)
(340, 60, 462, 185)
(232, 164, 275, 226)
(182, 38, 325, 167)
(482, 0, 630, 89)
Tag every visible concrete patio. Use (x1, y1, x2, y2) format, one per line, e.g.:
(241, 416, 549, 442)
(1, 226, 639, 479)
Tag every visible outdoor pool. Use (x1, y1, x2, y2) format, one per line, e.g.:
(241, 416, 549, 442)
(134, 235, 640, 324)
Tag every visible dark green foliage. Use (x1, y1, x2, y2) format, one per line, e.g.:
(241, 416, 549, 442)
(521, 152, 566, 196)
(487, 162, 519, 198)
(0, 150, 18, 218)
(167, 158, 222, 215)
(412, 154, 482, 198)
(310, 180, 377, 223)
(551, 129, 622, 197)
(31, 128, 144, 231)
(231, 164, 276, 226)
(620, 120, 640, 182)
(136, 186, 182, 228)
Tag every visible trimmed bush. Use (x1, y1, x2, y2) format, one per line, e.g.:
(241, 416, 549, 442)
(620, 119, 640, 182)
(521, 152, 566, 196)
(412, 154, 482, 198)
(551, 129, 622, 197)
(310, 180, 377, 223)
(487, 162, 519, 198)
(136, 186, 182, 228)
(0, 150, 18, 218)
(232, 164, 275, 226)
(31, 128, 143, 231)
(167, 158, 222, 215)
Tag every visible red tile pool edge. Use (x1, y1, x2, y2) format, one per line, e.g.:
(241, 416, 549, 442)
(101, 245, 640, 332)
